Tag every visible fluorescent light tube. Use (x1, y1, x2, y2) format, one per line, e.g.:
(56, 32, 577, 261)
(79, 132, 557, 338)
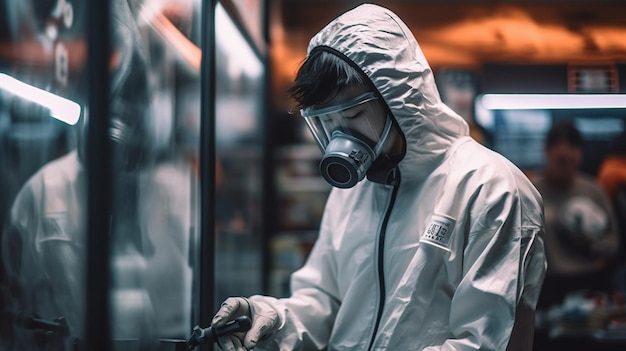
(0, 73, 81, 125)
(478, 93, 626, 110)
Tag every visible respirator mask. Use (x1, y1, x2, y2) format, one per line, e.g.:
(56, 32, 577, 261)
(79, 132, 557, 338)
(301, 91, 394, 188)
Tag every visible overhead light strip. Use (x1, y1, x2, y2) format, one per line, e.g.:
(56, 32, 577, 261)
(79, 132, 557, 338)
(478, 93, 626, 110)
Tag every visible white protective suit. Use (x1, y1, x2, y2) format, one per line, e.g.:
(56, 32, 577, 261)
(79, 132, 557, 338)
(250, 4, 546, 351)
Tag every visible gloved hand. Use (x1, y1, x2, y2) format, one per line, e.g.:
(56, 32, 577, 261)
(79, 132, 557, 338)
(212, 297, 279, 351)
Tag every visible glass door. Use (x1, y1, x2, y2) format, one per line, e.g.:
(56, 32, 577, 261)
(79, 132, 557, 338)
(0, 0, 89, 350)
(106, 0, 203, 349)
(0, 1, 267, 350)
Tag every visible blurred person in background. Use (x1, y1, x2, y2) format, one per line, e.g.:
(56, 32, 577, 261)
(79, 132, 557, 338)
(208, 4, 546, 351)
(533, 119, 620, 310)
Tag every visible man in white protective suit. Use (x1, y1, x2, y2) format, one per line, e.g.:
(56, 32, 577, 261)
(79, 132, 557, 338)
(211, 3, 546, 351)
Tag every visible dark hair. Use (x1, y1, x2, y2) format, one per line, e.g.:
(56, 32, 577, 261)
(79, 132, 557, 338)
(287, 49, 368, 108)
(545, 120, 583, 148)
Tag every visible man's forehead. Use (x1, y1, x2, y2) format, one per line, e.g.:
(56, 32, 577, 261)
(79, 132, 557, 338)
(323, 84, 371, 106)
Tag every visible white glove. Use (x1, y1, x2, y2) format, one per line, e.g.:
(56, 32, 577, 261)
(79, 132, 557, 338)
(212, 297, 279, 351)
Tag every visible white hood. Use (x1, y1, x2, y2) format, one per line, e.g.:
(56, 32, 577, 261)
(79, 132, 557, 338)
(306, 3, 470, 181)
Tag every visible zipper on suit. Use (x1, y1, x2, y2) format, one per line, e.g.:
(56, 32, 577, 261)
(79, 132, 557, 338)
(367, 177, 400, 351)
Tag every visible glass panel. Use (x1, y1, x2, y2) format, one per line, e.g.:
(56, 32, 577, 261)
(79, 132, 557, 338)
(214, 2, 265, 307)
(106, 0, 202, 349)
(0, 0, 88, 350)
(1, 0, 266, 349)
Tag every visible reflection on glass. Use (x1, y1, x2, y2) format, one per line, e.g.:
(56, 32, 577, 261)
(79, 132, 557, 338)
(0, 74, 81, 125)
(0, 0, 87, 350)
(107, 0, 201, 348)
(214, 3, 265, 307)
(0, 0, 201, 349)
(1, 0, 265, 348)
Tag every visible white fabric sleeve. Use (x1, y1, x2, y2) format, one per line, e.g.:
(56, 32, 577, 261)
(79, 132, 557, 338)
(425, 188, 543, 351)
(252, 197, 341, 351)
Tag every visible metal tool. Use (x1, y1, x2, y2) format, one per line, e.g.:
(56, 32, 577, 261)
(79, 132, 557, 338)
(186, 316, 252, 350)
